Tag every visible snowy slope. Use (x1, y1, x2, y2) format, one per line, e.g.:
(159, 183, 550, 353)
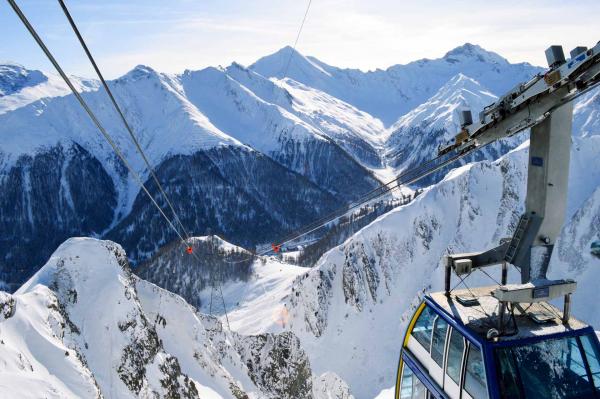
(0, 61, 378, 223)
(179, 65, 381, 198)
(208, 256, 308, 335)
(0, 45, 597, 290)
(225, 63, 387, 171)
(388, 73, 497, 135)
(137, 234, 313, 335)
(385, 72, 498, 171)
(385, 75, 600, 182)
(288, 137, 600, 398)
(180, 66, 325, 153)
(1, 237, 353, 398)
(0, 288, 101, 398)
(1, 59, 385, 176)
(251, 44, 543, 125)
(0, 62, 48, 96)
(5, 141, 597, 398)
(14, 238, 201, 398)
(573, 87, 600, 138)
(0, 64, 244, 228)
(552, 184, 600, 328)
(0, 65, 241, 183)
(1, 44, 600, 399)
(0, 62, 99, 114)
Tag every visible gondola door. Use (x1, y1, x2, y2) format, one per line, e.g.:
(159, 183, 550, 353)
(443, 327, 465, 399)
(429, 315, 448, 388)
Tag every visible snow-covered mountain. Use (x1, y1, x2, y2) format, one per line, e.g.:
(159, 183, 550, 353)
(383, 73, 527, 186)
(0, 63, 48, 96)
(221, 135, 600, 398)
(574, 88, 600, 137)
(385, 73, 499, 169)
(224, 62, 387, 171)
(251, 44, 543, 125)
(389, 73, 496, 137)
(0, 43, 597, 304)
(3, 137, 599, 399)
(0, 62, 99, 114)
(1, 42, 600, 399)
(0, 237, 352, 398)
(178, 64, 380, 196)
(0, 60, 381, 289)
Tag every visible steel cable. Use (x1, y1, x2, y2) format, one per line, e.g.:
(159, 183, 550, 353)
(57, 0, 193, 243)
(6, 0, 188, 246)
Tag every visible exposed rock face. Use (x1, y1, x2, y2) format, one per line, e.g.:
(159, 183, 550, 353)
(288, 267, 336, 338)
(312, 372, 353, 399)
(0, 292, 16, 320)
(238, 331, 312, 399)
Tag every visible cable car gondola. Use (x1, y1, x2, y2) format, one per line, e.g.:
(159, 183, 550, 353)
(396, 287, 600, 399)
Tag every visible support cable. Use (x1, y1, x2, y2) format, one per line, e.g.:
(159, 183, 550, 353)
(282, 0, 312, 78)
(9, 0, 235, 333)
(218, 272, 231, 331)
(6, 0, 188, 244)
(57, 0, 192, 243)
(269, 141, 495, 254)
(56, 0, 235, 330)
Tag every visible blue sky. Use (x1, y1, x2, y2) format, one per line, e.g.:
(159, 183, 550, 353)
(2, 0, 600, 78)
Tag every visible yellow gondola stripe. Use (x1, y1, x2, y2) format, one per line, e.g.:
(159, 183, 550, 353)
(396, 301, 427, 399)
(395, 358, 403, 399)
(403, 301, 426, 347)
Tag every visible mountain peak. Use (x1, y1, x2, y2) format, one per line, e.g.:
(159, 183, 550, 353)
(250, 46, 331, 78)
(16, 237, 129, 296)
(391, 73, 497, 133)
(229, 61, 247, 71)
(446, 42, 481, 54)
(273, 45, 300, 58)
(443, 43, 507, 64)
(121, 64, 159, 82)
(253, 46, 303, 66)
(0, 62, 48, 96)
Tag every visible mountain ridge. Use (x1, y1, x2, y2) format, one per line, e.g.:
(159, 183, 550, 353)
(1, 43, 597, 299)
(251, 43, 544, 125)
